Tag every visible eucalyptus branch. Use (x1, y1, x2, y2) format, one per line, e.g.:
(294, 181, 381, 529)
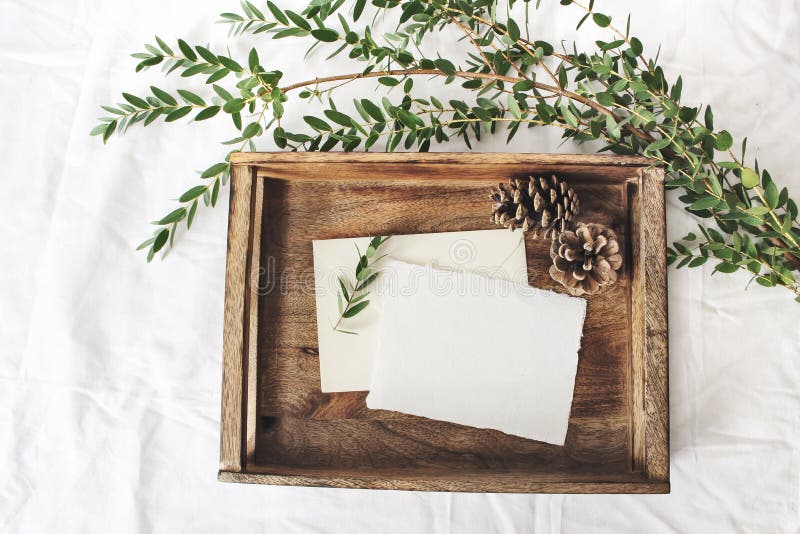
(279, 68, 513, 92)
(279, 95, 631, 154)
(333, 235, 390, 334)
(440, 3, 654, 144)
(668, 228, 800, 295)
(93, 0, 800, 302)
(220, 0, 347, 39)
(279, 66, 649, 145)
(449, 15, 496, 75)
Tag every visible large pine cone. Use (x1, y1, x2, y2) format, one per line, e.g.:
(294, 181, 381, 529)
(549, 223, 622, 296)
(490, 175, 579, 237)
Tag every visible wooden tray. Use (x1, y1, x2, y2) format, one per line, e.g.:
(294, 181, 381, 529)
(219, 152, 669, 493)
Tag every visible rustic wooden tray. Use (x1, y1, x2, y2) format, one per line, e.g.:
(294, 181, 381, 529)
(219, 152, 668, 493)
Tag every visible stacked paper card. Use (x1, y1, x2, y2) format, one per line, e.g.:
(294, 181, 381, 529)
(312, 231, 586, 445)
(312, 229, 528, 392)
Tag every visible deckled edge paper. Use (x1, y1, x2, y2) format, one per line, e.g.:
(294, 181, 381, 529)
(312, 229, 528, 393)
(366, 258, 587, 445)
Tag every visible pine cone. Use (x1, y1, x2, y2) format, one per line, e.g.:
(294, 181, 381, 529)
(549, 223, 623, 296)
(489, 175, 579, 237)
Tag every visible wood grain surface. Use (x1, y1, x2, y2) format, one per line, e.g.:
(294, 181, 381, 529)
(218, 469, 669, 494)
(219, 152, 669, 493)
(219, 163, 253, 472)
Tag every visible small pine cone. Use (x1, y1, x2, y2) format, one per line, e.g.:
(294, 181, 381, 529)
(489, 175, 580, 238)
(549, 223, 623, 296)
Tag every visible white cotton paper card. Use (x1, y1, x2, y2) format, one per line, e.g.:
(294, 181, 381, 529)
(366, 259, 586, 445)
(313, 229, 528, 393)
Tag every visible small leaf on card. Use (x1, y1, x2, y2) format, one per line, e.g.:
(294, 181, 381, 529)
(332, 235, 390, 333)
(343, 300, 369, 318)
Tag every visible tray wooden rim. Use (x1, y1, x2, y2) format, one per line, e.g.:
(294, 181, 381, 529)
(229, 151, 655, 166)
(219, 152, 669, 493)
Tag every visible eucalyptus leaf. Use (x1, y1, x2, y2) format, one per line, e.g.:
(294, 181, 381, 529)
(338, 277, 350, 300)
(164, 106, 192, 122)
(506, 19, 520, 42)
(267, 1, 288, 25)
(177, 89, 205, 106)
(764, 181, 779, 209)
(332, 235, 390, 332)
(285, 10, 311, 31)
(434, 58, 455, 75)
(311, 28, 339, 42)
(741, 168, 759, 189)
(689, 196, 720, 211)
(152, 229, 170, 253)
(378, 76, 400, 86)
(177, 39, 197, 61)
(715, 130, 733, 151)
(123, 92, 150, 109)
(218, 56, 243, 72)
(592, 13, 611, 27)
(342, 300, 369, 318)
(223, 99, 246, 114)
(201, 162, 229, 178)
(304, 115, 332, 131)
(324, 109, 353, 127)
(195, 106, 220, 121)
(714, 262, 739, 274)
(195, 46, 219, 64)
(179, 185, 207, 202)
(156, 207, 186, 225)
(151, 86, 177, 106)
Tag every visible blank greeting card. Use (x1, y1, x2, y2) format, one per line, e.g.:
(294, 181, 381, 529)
(312, 229, 527, 392)
(365, 259, 586, 445)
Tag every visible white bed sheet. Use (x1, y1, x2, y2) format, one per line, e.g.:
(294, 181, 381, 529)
(1, 0, 798, 532)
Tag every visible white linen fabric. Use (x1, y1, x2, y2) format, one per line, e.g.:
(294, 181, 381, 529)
(1, 0, 798, 532)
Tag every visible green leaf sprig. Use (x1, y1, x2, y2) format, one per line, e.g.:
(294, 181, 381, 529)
(94, 0, 800, 302)
(333, 235, 390, 335)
